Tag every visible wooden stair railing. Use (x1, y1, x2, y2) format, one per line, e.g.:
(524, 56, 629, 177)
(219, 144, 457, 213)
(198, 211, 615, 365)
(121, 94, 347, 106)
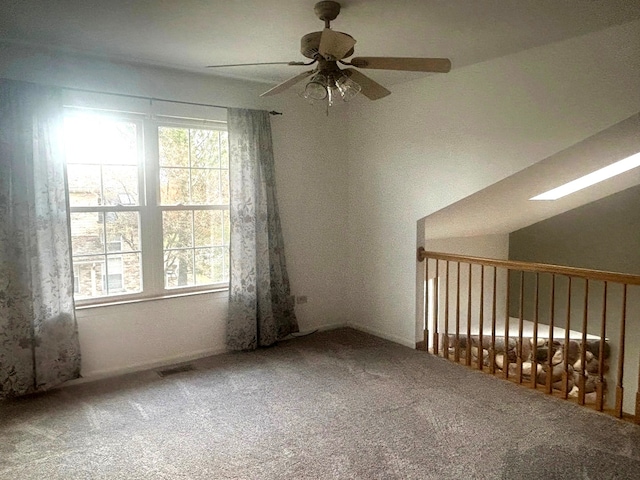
(417, 247, 640, 422)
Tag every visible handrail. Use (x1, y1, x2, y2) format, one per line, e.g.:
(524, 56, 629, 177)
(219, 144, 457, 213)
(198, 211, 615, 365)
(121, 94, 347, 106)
(418, 246, 640, 420)
(417, 247, 640, 286)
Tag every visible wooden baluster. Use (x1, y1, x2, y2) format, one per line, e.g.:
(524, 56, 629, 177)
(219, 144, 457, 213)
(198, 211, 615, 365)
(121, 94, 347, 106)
(547, 274, 556, 395)
(490, 266, 497, 374)
(478, 265, 485, 371)
(433, 260, 439, 356)
(504, 269, 511, 380)
(579, 280, 589, 405)
(423, 258, 429, 351)
(444, 261, 450, 359)
(596, 282, 608, 411)
(562, 277, 572, 399)
(455, 262, 461, 363)
(636, 343, 640, 423)
(531, 273, 539, 389)
(635, 286, 640, 421)
(616, 283, 627, 418)
(517, 271, 524, 383)
(466, 263, 473, 366)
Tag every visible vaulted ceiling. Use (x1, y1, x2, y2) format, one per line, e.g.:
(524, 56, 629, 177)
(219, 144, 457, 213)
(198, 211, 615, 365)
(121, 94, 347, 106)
(423, 113, 640, 238)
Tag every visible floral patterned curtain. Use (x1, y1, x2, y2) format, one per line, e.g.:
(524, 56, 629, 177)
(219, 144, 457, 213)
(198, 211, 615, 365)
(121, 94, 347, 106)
(0, 79, 81, 397)
(226, 108, 298, 350)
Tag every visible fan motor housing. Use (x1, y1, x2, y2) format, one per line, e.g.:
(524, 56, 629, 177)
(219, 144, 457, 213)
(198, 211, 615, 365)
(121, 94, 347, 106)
(300, 31, 354, 59)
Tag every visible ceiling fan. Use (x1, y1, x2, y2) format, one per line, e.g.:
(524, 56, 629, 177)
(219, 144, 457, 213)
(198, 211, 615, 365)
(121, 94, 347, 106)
(206, 1, 451, 107)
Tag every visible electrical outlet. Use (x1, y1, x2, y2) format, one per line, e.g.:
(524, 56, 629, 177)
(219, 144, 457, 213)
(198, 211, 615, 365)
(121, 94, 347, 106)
(296, 295, 308, 304)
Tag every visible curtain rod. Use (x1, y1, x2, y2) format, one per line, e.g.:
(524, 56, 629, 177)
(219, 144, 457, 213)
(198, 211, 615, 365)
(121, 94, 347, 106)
(60, 85, 283, 116)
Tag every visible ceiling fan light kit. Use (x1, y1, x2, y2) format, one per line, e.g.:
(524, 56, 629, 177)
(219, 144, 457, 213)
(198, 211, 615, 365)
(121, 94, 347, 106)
(301, 70, 361, 114)
(206, 1, 451, 112)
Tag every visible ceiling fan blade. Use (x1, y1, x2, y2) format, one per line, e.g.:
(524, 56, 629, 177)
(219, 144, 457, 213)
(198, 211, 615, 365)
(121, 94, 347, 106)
(343, 68, 390, 100)
(350, 57, 451, 73)
(260, 70, 316, 97)
(206, 61, 310, 68)
(319, 28, 356, 60)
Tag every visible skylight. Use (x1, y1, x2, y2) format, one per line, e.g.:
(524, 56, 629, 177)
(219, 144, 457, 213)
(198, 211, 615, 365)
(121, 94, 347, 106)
(530, 152, 640, 200)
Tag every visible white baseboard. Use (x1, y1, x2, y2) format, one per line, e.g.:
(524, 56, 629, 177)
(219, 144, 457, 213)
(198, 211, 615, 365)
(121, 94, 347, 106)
(313, 322, 348, 332)
(72, 324, 349, 384)
(66, 322, 411, 386)
(347, 322, 416, 349)
(271, 322, 348, 342)
(70, 346, 228, 385)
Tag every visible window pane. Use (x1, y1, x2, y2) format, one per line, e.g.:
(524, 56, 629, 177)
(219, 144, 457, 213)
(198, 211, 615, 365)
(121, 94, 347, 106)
(160, 167, 190, 205)
(105, 212, 140, 252)
(105, 256, 124, 294)
(104, 122, 138, 165)
(70, 212, 105, 255)
(195, 247, 228, 285)
(164, 250, 194, 288)
(159, 127, 189, 167)
(163, 211, 192, 249)
(64, 115, 137, 165)
(72, 255, 105, 298)
(108, 253, 142, 295)
(67, 164, 101, 206)
(190, 129, 219, 168)
(194, 210, 223, 247)
(191, 169, 220, 204)
(195, 248, 211, 285)
(102, 165, 139, 205)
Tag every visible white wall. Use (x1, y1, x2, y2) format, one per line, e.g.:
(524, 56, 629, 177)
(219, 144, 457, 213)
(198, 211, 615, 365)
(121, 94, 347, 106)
(0, 43, 350, 379)
(346, 20, 640, 347)
(75, 292, 228, 379)
(271, 102, 350, 333)
(423, 235, 509, 259)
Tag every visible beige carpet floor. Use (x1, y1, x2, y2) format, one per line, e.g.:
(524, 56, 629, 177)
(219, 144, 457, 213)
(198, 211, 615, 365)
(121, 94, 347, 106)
(2, 327, 640, 479)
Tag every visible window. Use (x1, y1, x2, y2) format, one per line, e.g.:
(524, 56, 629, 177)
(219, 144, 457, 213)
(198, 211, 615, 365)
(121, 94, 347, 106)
(64, 109, 230, 303)
(158, 127, 230, 289)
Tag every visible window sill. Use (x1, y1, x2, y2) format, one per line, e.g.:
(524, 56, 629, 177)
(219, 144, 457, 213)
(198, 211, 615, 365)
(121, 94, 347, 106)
(74, 287, 229, 311)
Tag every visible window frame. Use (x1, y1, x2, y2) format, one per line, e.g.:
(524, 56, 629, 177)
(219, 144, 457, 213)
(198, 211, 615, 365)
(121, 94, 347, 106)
(154, 119, 230, 294)
(64, 107, 230, 307)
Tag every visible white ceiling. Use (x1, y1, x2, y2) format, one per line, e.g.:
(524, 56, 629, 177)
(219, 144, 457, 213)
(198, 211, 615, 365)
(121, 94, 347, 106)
(1, 0, 640, 90)
(2, 1, 639, 241)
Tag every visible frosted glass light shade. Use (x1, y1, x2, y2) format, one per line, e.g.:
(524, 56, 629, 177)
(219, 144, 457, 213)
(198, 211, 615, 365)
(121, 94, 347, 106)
(303, 74, 328, 101)
(336, 75, 361, 102)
